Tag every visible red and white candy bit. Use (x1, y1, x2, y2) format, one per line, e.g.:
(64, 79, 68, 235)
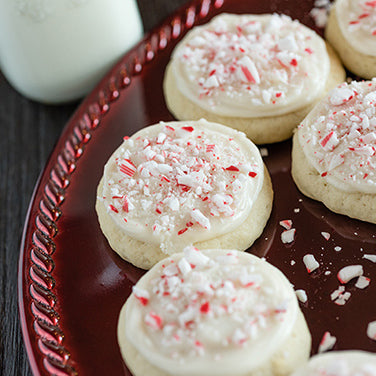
(337, 265, 364, 284)
(119, 159, 137, 177)
(109, 204, 119, 213)
(355, 275, 370, 289)
(200, 301, 210, 314)
(367, 321, 376, 341)
(321, 231, 330, 241)
(191, 209, 211, 229)
(331, 286, 351, 306)
(295, 289, 308, 303)
(303, 254, 320, 273)
(181, 126, 194, 132)
(133, 286, 150, 306)
(363, 254, 376, 263)
(329, 87, 354, 106)
(318, 331, 337, 353)
(320, 131, 339, 151)
(279, 219, 292, 230)
(122, 196, 129, 212)
(281, 228, 296, 244)
(145, 312, 163, 330)
(206, 144, 215, 153)
(178, 257, 192, 276)
(310, 0, 331, 28)
(238, 56, 260, 84)
(184, 246, 210, 267)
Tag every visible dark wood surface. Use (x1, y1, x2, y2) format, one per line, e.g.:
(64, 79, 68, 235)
(0, 1, 187, 375)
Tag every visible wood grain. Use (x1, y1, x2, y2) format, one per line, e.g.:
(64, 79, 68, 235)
(0, 1, 186, 375)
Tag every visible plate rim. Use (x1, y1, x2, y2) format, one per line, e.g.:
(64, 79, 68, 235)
(17, 0, 220, 374)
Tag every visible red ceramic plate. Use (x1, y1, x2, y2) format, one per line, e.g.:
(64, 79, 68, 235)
(19, 0, 376, 375)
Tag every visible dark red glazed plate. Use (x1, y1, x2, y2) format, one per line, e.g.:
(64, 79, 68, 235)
(19, 0, 376, 375)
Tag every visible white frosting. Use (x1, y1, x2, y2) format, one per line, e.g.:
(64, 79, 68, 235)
(170, 13, 330, 118)
(122, 248, 298, 376)
(292, 351, 376, 376)
(336, 0, 376, 56)
(298, 80, 376, 194)
(100, 120, 263, 253)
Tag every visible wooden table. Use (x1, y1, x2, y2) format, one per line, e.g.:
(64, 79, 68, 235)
(0, 1, 187, 374)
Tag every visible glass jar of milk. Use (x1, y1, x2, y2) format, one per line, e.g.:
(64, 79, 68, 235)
(0, 0, 143, 104)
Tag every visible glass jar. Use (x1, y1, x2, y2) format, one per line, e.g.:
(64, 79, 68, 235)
(0, 0, 143, 103)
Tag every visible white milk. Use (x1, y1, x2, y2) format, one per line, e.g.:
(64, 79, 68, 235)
(0, 0, 143, 103)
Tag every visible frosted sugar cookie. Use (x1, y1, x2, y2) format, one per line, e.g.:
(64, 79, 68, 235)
(163, 13, 345, 144)
(292, 351, 376, 376)
(96, 119, 273, 269)
(292, 80, 376, 223)
(326, 0, 376, 79)
(118, 248, 311, 376)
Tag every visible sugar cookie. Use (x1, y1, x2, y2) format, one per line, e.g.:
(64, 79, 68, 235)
(326, 0, 376, 79)
(118, 248, 311, 376)
(96, 120, 273, 269)
(164, 13, 345, 144)
(292, 80, 376, 223)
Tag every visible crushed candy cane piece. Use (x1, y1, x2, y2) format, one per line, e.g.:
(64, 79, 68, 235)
(178, 257, 192, 276)
(238, 56, 260, 84)
(331, 286, 351, 305)
(281, 228, 296, 244)
(367, 321, 376, 341)
(334, 246, 342, 252)
(331, 286, 345, 301)
(320, 131, 339, 151)
(355, 275, 370, 289)
(145, 312, 163, 330)
(335, 292, 351, 306)
(132, 286, 150, 306)
(310, 0, 331, 28)
(119, 159, 137, 177)
(337, 265, 363, 284)
(321, 231, 330, 241)
(329, 87, 354, 106)
(295, 289, 308, 303)
(191, 209, 211, 229)
(183, 246, 210, 266)
(364, 254, 376, 263)
(279, 219, 293, 230)
(318, 331, 337, 353)
(303, 254, 320, 273)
